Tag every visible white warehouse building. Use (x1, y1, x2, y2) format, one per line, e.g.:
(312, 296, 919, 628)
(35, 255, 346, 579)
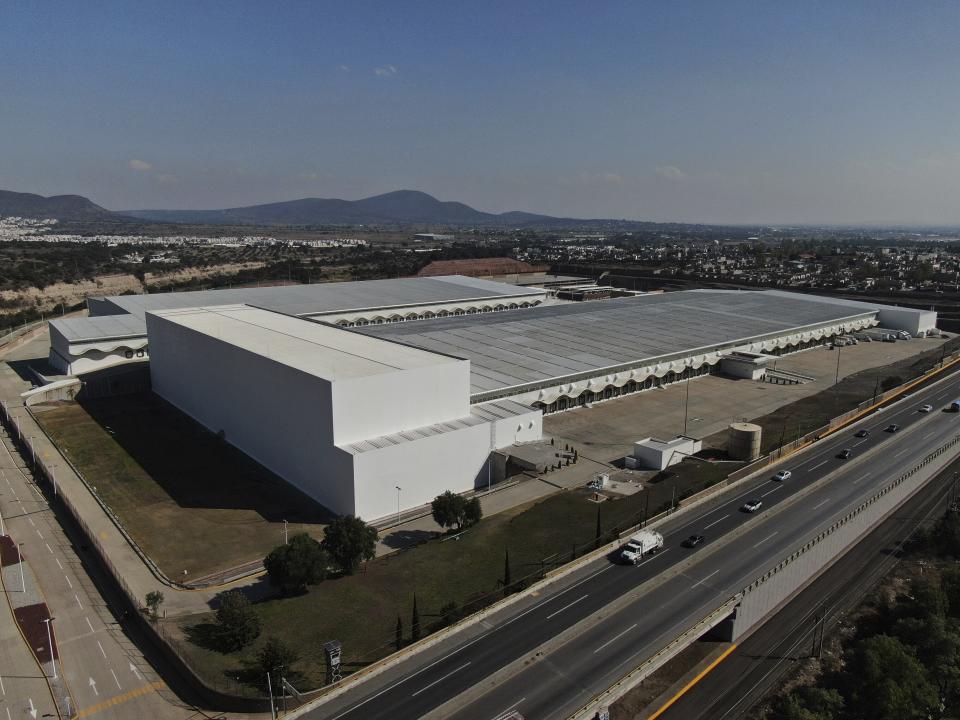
(44, 278, 939, 522)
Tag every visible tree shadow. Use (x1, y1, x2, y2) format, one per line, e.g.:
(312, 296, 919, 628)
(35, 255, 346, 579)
(184, 621, 230, 654)
(379, 529, 435, 550)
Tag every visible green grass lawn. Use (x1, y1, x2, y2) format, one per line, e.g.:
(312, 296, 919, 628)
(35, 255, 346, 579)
(173, 455, 738, 693)
(34, 393, 332, 579)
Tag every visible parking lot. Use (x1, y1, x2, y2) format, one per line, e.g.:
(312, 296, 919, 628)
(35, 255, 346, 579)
(544, 336, 948, 464)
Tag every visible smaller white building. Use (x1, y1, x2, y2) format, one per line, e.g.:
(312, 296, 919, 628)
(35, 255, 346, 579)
(625, 436, 703, 471)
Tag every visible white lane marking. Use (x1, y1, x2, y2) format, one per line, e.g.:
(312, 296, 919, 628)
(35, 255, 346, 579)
(35, 528, 43, 539)
(55, 558, 63, 570)
(64, 575, 72, 589)
(762, 486, 781, 498)
(88, 677, 98, 696)
(44, 543, 52, 554)
(812, 498, 831, 511)
(330, 564, 599, 720)
(0, 672, 4, 694)
(74, 593, 83, 610)
(593, 623, 639, 654)
(96, 640, 107, 659)
(28, 517, 34, 526)
(753, 531, 779, 549)
(85, 616, 95, 634)
(110, 668, 122, 690)
(410, 662, 471, 698)
(923, 431, 935, 440)
(808, 460, 828, 471)
(4, 706, 9, 720)
(690, 570, 720, 589)
(129, 663, 142, 681)
(546, 594, 589, 620)
(853, 472, 871, 484)
(703, 514, 729, 530)
(893, 448, 908, 458)
(853, 439, 867, 447)
(492, 697, 526, 720)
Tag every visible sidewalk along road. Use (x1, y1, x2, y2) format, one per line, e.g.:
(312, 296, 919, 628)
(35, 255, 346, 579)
(0, 424, 206, 719)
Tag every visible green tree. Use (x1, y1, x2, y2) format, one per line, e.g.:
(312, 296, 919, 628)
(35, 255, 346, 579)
(845, 634, 937, 720)
(772, 686, 844, 720)
(503, 547, 512, 596)
(264, 533, 328, 595)
(257, 636, 298, 692)
(431, 491, 466, 530)
(145, 590, 164, 620)
(933, 509, 960, 558)
(463, 497, 482, 526)
(322, 515, 378, 574)
(215, 590, 261, 650)
(411, 594, 421, 641)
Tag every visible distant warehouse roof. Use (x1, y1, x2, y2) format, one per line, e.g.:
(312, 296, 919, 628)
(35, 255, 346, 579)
(90, 275, 545, 319)
(358, 290, 880, 399)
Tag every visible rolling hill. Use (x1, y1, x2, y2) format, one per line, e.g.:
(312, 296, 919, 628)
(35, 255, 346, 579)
(123, 190, 560, 226)
(0, 190, 119, 222)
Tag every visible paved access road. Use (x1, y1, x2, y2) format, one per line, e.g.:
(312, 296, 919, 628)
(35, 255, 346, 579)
(0, 426, 202, 720)
(658, 443, 960, 720)
(307, 373, 960, 720)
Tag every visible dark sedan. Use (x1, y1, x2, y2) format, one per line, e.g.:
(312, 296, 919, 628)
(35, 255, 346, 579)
(682, 534, 706, 548)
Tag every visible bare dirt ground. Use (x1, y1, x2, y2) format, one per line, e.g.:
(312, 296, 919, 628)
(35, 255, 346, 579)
(0, 262, 268, 317)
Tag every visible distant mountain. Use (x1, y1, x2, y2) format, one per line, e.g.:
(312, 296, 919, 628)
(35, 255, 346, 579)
(0, 190, 118, 222)
(124, 190, 562, 227)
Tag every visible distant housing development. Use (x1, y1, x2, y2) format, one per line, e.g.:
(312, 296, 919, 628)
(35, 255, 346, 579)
(45, 276, 937, 521)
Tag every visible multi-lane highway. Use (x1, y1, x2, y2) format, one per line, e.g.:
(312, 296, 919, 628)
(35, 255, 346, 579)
(307, 369, 960, 720)
(658, 445, 960, 720)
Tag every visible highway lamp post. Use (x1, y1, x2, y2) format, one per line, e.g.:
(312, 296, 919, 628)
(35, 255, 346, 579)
(683, 378, 691, 436)
(395, 486, 402, 527)
(42, 617, 57, 679)
(0, 504, 4, 536)
(16, 542, 25, 593)
(283, 519, 289, 545)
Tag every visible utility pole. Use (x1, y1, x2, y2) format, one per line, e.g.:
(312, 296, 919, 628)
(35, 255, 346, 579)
(283, 519, 289, 545)
(835, 344, 842, 385)
(683, 378, 691, 436)
(395, 486, 402, 527)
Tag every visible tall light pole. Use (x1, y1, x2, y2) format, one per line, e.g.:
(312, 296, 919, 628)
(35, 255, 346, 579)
(42, 618, 57, 679)
(683, 378, 691, 436)
(282, 519, 288, 545)
(395, 486, 402, 527)
(0, 503, 5, 536)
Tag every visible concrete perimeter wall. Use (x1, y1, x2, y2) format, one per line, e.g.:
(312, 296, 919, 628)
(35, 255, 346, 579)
(731, 433, 960, 637)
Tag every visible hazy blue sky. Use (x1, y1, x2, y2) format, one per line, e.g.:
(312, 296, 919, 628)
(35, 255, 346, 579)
(3, 1, 960, 224)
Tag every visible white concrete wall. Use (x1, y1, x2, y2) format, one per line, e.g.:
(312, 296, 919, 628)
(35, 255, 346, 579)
(876, 306, 938, 335)
(330, 360, 471, 446)
(147, 312, 359, 515)
(632, 438, 701, 470)
(351, 422, 492, 521)
(490, 407, 542, 448)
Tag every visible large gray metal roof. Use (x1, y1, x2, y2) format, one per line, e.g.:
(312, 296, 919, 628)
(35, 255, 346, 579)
(94, 275, 545, 319)
(359, 290, 878, 396)
(50, 314, 147, 342)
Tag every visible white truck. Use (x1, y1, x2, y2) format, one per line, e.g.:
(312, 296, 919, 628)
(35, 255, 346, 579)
(619, 530, 664, 564)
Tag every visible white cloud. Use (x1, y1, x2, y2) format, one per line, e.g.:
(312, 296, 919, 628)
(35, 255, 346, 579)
(373, 64, 397, 77)
(338, 64, 350, 72)
(655, 165, 685, 181)
(129, 159, 152, 171)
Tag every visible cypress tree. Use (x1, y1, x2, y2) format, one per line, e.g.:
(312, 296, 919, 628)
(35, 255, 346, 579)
(411, 594, 421, 641)
(503, 548, 512, 596)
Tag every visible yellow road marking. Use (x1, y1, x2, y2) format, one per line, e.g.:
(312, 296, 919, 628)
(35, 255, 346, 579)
(647, 643, 738, 720)
(77, 680, 165, 718)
